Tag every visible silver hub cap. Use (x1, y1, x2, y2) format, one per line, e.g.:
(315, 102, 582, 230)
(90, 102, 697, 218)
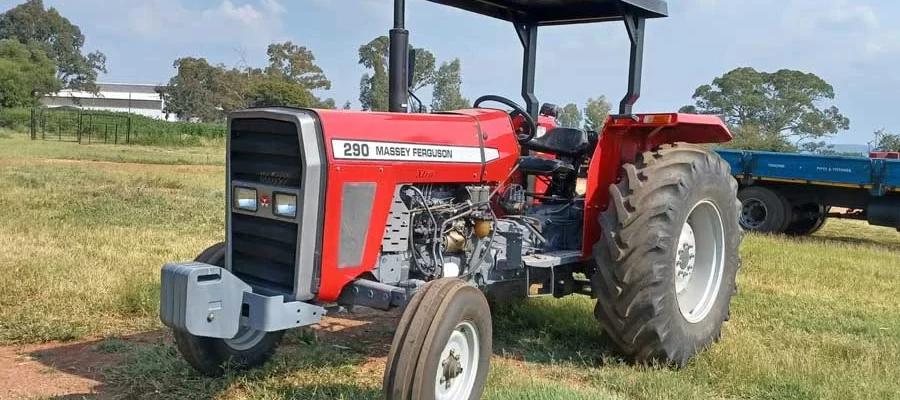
(224, 325, 266, 351)
(435, 321, 479, 400)
(675, 200, 726, 324)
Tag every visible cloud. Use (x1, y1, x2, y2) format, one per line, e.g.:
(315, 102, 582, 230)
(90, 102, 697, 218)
(128, 0, 287, 49)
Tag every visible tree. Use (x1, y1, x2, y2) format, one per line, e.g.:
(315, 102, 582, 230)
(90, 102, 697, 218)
(341, 101, 352, 110)
(583, 96, 611, 131)
(157, 57, 221, 122)
(873, 128, 900, 152)
(0, 39, 59, 107)
(556, 103, 582, 128)
(264, 41, 331, 91)
(157, 41, 335, 121)
(357, 35, 436, 111)
(680, 67, 850, 151)
(431, 59, 469, 112)
(0, 0, 106, 93)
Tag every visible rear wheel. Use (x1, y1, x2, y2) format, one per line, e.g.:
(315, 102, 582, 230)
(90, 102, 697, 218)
(737, 186, 792, 233)
(592, 143, 742, 367)
(172, 242, 285, 376)
(383, 278, 492, 400)
(784, 203, 828, 236)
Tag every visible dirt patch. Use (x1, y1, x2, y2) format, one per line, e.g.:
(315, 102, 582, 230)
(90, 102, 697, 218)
(0, 310, 399, 399)
(0, 341, 117, 399)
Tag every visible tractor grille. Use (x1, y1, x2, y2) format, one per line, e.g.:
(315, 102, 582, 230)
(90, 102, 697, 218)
(230, 118, 302, 186)
(231, 213, 297, 293)
(229, 118, 302, 294)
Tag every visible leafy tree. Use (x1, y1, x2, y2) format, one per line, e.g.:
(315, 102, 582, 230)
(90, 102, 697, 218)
(873, 128, 900, 152)
(431, 59, 469, 112)
(157, 57, 221, 122)
(357, 35, 436, 111)
(680, 67, 850, 151)
(341, 101, 352, 110)
(0, 0, 106, 93)
(264, 41, 330, 91)
(557, 103, 582, 128)
(583, 96, 611, 131)
(0, 39, 59, 107)
(158, 41, 334, 121)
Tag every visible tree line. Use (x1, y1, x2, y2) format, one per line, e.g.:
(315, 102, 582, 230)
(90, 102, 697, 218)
(1, 0, 896, 152)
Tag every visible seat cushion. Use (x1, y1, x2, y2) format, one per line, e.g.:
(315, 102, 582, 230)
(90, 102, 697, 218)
(518, 155, 575, 176)
(525, 127, 590, 157)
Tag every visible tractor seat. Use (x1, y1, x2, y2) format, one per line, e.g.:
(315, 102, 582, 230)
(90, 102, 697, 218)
(524, 127, 590, 158)
(517, 155, 575, 176)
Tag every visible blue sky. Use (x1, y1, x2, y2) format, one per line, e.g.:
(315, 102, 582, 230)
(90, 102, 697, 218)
(6, 0, 899, 145)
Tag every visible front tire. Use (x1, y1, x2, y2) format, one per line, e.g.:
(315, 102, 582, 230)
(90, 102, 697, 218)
(172, 242, 285, 376)
(592, 143, 742, 367)
(383, 278, 492, 400)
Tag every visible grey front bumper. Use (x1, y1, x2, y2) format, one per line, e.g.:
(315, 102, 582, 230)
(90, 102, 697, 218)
(159, 262, 326, 339)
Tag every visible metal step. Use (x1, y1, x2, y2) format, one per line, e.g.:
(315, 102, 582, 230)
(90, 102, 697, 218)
(522, 250, 584, 268)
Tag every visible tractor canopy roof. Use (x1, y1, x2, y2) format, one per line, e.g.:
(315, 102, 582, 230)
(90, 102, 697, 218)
(424, 0, 668, 26)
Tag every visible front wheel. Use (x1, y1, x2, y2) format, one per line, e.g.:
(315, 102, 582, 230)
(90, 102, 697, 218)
(592, 143, 743, 367)
(383, 278, 492, 400)
(172, 242, 285, 376)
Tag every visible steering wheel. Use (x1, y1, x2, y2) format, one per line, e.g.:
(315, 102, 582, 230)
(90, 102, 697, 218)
(473, 95, 537, 143)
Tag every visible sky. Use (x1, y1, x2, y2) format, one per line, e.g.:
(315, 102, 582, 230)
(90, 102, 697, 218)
(4, 0, 899, 145)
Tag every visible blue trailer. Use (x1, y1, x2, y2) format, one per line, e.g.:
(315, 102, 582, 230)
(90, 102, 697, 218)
(714, 149, 900, 234)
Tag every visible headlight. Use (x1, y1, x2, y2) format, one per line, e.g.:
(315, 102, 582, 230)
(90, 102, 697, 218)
(233, 187, 257, 211)
(273, 192, 297, 218)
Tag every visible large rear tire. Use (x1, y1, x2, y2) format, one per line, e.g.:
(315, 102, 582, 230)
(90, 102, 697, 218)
(592, 143, 742, 367)
(383, 278, 492, 400)
(172, 242, 285, 376)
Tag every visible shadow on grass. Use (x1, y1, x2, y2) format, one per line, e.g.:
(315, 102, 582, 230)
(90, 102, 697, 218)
(489, 295, 621, 367)
(801, 234, 900, 252)
(22, 296, 620, 399)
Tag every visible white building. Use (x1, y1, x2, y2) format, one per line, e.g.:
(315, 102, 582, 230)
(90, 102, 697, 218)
(40, 82, 169, 120)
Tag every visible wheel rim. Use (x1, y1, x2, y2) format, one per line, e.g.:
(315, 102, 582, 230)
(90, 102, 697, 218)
(224, 325, 266, 351)
(740, 198, 767, 229)
(435, 321, 479, 400)
(675, 200, 726, 324)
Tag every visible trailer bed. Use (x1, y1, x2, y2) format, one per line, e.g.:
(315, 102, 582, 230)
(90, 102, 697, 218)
(716, 149, 900, 194)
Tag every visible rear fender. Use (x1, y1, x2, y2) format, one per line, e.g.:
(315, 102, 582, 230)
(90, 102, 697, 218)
(582, 113, 732, 258)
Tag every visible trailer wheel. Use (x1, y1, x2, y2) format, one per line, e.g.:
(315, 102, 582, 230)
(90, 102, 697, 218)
(172, 242, 285, 376)
(592, 143, 742, 367)
(383, 278, 492, 400)
(784, 204, 828, 236)
(737, 186, 792, 233)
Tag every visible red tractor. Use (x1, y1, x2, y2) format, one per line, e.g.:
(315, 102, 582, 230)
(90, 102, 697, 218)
(159, 0, 743, 398)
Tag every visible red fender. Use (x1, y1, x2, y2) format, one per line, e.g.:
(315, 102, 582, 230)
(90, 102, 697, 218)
(582, 113, 733, 257)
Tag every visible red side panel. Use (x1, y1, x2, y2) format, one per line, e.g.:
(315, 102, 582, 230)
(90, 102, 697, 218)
(871, 152, 900, 159)
(312, 109, 520, 302)
(582, 113, 733, 257)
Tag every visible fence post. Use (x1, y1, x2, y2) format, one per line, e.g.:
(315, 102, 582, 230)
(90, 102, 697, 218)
(126, 116, 132, 144)
(30, 108, 36, 140)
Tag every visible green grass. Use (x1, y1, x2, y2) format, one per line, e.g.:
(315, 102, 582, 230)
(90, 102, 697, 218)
(0, 134, 223, 165)
(1, 139, 899, 399)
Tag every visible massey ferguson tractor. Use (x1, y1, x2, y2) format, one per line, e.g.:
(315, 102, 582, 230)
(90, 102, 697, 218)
(159, 0, 743, 398)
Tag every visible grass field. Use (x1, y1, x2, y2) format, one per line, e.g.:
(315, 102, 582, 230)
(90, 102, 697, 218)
(1, 135, 900, 399)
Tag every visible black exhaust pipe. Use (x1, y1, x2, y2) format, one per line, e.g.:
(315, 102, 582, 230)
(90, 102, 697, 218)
(388, 0, 409, 113)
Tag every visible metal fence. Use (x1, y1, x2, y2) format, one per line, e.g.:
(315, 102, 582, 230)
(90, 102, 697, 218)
(31, 108, 132, 144)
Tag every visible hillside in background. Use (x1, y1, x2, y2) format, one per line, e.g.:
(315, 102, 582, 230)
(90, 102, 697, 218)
(831, 144, 869, 156)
